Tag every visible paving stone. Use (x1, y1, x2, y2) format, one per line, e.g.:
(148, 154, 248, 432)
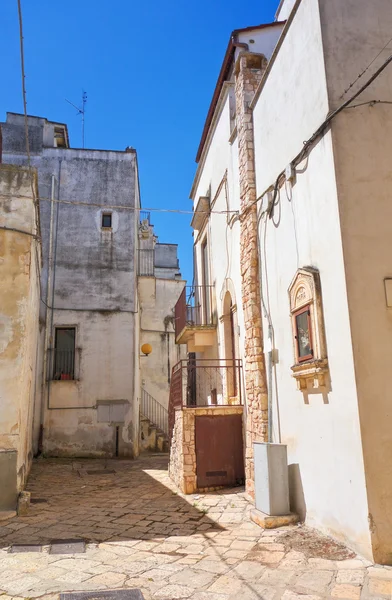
(307, 558, 336, 570)
(367, 567, 392, 580)
(229, 540, 256, 551)
(282, 592, 321, 600)
(169, 567, 215, 587)
(295, 569, 334, 594)
(0, 454, 371, 600)
(231, 560, 265, 579)
(176, 544, 204, 555)
(85, 570, 127, 587)
(336, 570, 365, 585)
(248, 550, 285, 565)
(335, 560, 367, 570)
(194, 559, 229, 574)
(190, 593, 229, 600)
(153, 584, 193, 598)
(208, 575, 243, 595)
(330, 584, 362, 599)
(228, 583, 276, 600)
(260, 568, 295, 586)
(368, 579, 392, 596)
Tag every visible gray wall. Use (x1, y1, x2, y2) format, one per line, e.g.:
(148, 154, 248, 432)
(1, 113, 140, 457)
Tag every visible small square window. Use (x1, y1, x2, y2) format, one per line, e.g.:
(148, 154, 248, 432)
(102, 213, 112, 228)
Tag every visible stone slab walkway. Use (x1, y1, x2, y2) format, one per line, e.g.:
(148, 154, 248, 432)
(0, 455, 391, 600)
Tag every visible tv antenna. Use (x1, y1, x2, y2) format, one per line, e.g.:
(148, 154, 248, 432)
(65, 90, 87, 148)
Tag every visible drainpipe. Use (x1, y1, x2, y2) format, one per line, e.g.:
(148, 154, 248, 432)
(39, 173, 56, 451)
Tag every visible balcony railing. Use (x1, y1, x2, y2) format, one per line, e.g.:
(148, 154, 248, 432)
(48, 348, 78, 380)
(174, 285, 216, 339)
(168, 358, 243, 444)
(138, 248, 154, 276)
(140, 210, 151, 224)
(141, 388, 168, 435)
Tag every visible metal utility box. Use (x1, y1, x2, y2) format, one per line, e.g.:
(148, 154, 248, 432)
(0, 450, 17, 510)
(254, 442, 290, 516)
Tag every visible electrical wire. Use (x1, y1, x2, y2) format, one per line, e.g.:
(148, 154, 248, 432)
(0, 190, 239, 216)
(0, 225, 39, 238)
(346, 99, 392, 109)
(339, 35, 392, 100)
(246, 53, 392, 219)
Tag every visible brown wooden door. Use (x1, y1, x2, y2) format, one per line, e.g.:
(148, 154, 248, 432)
(195, 414, 244, 489)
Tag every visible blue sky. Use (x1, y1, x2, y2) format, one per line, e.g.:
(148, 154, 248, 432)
(1, 0, 279, 284)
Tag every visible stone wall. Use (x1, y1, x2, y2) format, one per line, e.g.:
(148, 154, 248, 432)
(169, 406, 244, 494)
(235, 53, 269, 497)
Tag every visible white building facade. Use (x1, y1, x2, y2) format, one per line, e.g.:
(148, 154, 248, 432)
(181, 0, 392, 564)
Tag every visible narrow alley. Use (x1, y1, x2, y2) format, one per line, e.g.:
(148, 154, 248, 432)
(0, 455, 390, 600)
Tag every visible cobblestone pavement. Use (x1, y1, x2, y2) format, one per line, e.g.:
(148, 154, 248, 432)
(0, 455, 391, 600)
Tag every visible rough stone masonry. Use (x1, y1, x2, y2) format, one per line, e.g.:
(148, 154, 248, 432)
(235, 52, 269, 497)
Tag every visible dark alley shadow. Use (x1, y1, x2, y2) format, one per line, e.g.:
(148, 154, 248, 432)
(0, 454, 224, 549)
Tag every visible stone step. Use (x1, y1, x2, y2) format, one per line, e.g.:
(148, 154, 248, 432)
(140, 414, 169, 453)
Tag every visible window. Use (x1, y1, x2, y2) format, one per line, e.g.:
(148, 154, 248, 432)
(53, 328, 75, 380)
(288, 268, 329, 391)
(293, 305, 313, 362)
(102, 213, 112, 228)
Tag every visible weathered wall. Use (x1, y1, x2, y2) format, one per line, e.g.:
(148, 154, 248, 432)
(0, 164, 41, 507)
(1, 114, 140, 457)
(319, 0, 392, 564)
(43, 310, 138, 457)
(252, 0, 371, 558)
(139, 277, 185, 408)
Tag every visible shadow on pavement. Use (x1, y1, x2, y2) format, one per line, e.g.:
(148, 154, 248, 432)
(0, 454, 226, 548)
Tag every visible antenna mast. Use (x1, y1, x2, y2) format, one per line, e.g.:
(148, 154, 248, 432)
(65, 90, 87, 148)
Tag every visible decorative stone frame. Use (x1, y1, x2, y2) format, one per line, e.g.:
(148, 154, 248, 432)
(288, 268, 329, 391)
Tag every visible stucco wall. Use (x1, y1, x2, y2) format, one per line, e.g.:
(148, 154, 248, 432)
(252, 0, 371, 558)
(319, 0, 392, 564)
(43, 310, 138, 457)
(2, 114, 140, 457)
(0, 164, 41, 506)
(139, 277, 185, 409)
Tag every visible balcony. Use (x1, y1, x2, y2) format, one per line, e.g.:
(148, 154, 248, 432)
(169, 358, 243, 409)
(174, 285, 217, 349)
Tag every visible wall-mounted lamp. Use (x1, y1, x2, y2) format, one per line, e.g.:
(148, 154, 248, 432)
(140, 343, 152, 357)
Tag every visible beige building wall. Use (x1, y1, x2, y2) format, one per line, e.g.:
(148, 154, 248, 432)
(0, 164, 41, 508)
(319, 0, 392, 565)
(139, 276, 185, 408)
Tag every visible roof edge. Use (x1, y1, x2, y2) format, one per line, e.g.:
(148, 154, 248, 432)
(195, 21, 285, 164)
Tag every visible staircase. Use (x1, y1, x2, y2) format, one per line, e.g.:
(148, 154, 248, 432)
(140, 389, 169, 453)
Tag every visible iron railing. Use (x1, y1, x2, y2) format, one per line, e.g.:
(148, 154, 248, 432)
(140, 211, 151, 224)
(168, 357, 243, 446)
(169, 358, 243, 409)
(138, 248, 155, 276)
(141, 388, 168, 435)
(48, 348, 77, 380)
(174, 285, 216, 338)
